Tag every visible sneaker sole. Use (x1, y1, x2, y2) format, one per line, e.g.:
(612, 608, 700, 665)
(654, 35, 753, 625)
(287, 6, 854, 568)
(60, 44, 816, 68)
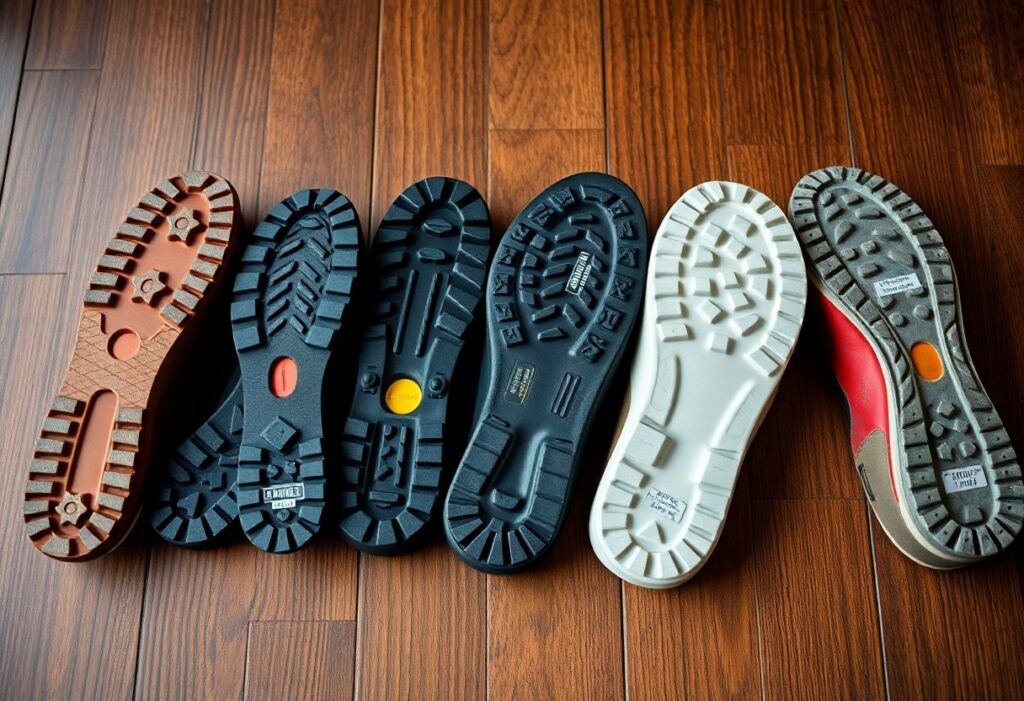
(789, 166, 1023, 565)
(589, 181, 807, 588)
(232, 189, 362, 554)
(149, 373, 243, 547)
(24, 172, 241, 561)
(443, 172, 649, 573)
(337, 177, 491, 554)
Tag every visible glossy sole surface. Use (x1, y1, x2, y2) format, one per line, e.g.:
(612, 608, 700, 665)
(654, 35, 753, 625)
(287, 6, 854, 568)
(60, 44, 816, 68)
(790, 166, 1022, 564)
(337, 178, 491, 554)
(589, 181, 806, 588)
(150, 375, 243, 547)
(232, 189, 361, 554)
(443, 172, 649, 573)
(24, 172, 240, 561)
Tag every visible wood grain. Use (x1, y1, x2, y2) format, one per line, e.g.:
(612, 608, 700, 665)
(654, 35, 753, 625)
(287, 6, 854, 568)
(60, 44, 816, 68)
(0, 275, 145, 701)
(486, 128, 625, 700)
(25, 0, 110, 70)
(258, 0, 378, 221)
(0, 0, 33, 187)
(244, 621, 356, 701)
(357, 2, 488, 699)
(0, 69, 99, 273)
(134, 2, 275, 697)
(488, 0, 604, 130)
(752, 499, 884, 699)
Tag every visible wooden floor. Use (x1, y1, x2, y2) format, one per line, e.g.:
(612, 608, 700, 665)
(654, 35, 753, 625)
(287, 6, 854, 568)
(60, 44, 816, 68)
(0, 0, 1022, 698)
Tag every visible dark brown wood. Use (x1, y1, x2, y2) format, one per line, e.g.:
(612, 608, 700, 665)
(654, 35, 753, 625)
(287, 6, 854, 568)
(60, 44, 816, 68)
(244, 621, 357, 701)
(752, 499, 885, 698)
(25, 0, 110, 70)
(488, 0, 604, 130)
(0, 69, 99, 273)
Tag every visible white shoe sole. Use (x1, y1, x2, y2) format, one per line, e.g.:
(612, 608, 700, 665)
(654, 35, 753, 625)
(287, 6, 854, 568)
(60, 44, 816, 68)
(588, 181, 807, 588)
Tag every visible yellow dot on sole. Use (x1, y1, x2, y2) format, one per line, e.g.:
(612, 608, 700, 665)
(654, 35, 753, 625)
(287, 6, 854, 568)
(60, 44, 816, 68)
(385, 378, 422, 415)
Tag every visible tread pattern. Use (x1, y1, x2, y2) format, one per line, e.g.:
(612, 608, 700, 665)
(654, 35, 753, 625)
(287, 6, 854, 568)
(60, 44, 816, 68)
(337, 177, 490, 554)
(790, 166, 1023, 560)
(444, 173, 649, 573)
(150, 378, 243, 547)
(590, 181, 805, 586)
(232, 189, 361, 554)
(23, 172, 239, 561)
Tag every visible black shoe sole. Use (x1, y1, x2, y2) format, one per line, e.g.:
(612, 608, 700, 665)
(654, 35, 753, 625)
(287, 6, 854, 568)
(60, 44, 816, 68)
(442, 172, 649, 573)
(336, 177, 491, 554)
(232, 189, 362, 554)
(150, 373, 243, 547)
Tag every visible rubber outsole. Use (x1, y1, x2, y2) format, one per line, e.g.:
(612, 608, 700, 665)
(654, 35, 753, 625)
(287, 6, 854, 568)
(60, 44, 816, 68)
(232, 189, 362, 554)
(589, 181, 807, 588)
(149, 373, 243, 547)
(443, 172, 649, 573)
(789, 166, 1023, 565)
(24, 172, 241, 561)
(336, 177, 491, 555)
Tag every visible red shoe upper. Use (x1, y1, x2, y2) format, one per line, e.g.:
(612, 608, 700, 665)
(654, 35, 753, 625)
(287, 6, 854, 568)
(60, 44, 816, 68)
(813, 289, 898, 501)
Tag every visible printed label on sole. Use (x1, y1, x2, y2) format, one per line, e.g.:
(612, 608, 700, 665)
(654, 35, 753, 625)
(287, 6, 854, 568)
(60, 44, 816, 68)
(643, 487, 686, 524)
(565, 251, 594, 296)
(873, 273, 922, 297)
(503, 361, 536, 406)
(263, 482, 305, 509)
(941, 465, 988, 494)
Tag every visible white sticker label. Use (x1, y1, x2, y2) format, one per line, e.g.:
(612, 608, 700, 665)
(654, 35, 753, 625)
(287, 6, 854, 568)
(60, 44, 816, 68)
(643, 487, 686, 524)
(873, 273, 922, 297)
(263, 483, 305, 510)
(941, 465, 988, 494)
(564, 252, 594, 295)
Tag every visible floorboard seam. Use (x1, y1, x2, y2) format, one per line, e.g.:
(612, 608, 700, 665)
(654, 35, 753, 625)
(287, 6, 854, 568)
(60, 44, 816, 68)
(0, 0, 37, 227)
(833, 0, 857, 167)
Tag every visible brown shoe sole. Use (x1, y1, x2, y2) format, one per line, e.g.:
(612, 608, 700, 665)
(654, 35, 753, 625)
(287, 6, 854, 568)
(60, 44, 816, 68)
(23, 172, 240, 561)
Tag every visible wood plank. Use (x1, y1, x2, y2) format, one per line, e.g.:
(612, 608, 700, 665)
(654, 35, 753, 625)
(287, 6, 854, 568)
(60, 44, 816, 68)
(604, 2, 763, 697)
(752, 499, 885, 698)
(486, 128, 624, 700)
(945, 0, 1024, 166)
(25, 0, 111, 70)
(0, 0, 34, 186)
(134, 3, 275, 698)
(244, 621, 356, 701)
(838, 1, 1024, 696)
(0, 275, 144, 701)
(725, 145, 860, 499)
(0, 70, 99, 273)
(488, 0, 603, 130)
(622, 480, 760, 700)
(249, 0, 379, 622)
(257, 0, 378, 219)
(357, 1, 488, 699)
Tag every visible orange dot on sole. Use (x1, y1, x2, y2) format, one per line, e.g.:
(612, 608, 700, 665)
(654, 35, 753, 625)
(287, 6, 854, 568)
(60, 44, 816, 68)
(910, 341, 944, 381)
(269, 356, 298, 397)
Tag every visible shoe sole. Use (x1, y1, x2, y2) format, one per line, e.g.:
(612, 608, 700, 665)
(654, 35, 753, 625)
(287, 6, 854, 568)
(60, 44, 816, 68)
(24, 172, 241, 561)
(149, 374, 243, 547)
(789, 166, 1023, 564)
(588, 181, 807, 588)
(443, 172, 649, 573)
(337, 177, 491, 554)
(232, 189, 362, 554)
